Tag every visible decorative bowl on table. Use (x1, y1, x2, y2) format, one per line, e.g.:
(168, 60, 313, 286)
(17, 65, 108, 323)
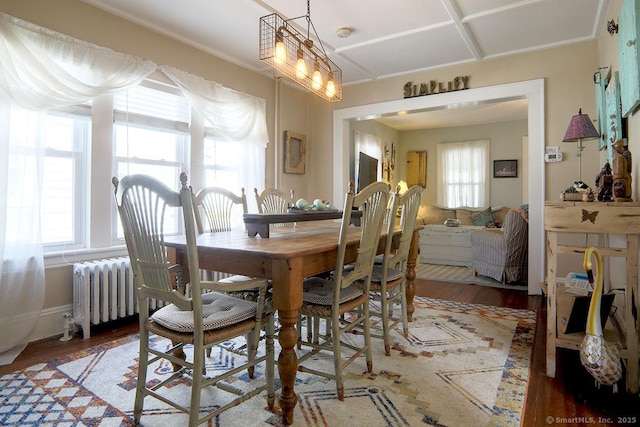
(295, 198, 309, 209)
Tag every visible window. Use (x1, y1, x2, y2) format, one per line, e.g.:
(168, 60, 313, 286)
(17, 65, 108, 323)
(6, 106, 91, 251)
(436, 140, 490, 208)
(42, 109, 90, 249)
(0, 16, 269, 269)
(113, 83, 191, 238)
(7, 75, 267, 257)
(204, 134, 240, 187)
(203, 134, 247, 229)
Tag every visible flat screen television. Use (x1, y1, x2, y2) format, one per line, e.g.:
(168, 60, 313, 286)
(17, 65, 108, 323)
(357, 151, 378, 192)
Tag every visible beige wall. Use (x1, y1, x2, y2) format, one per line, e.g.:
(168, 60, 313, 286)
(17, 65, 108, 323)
(314, 41, 600, 204)
(399, 120, 529, 208)
(350, 118, 528, 208)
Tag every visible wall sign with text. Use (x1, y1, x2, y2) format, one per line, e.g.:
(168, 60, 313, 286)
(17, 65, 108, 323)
(403, 76, 470, 98)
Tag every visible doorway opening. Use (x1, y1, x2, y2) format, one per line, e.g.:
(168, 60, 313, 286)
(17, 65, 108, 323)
(333, 79, 545, 295)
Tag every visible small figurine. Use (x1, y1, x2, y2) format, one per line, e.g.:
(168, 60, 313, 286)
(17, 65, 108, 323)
(612, 139, 633, 201)
(582, 187, 595, 202)
(595, 162, 613, 202)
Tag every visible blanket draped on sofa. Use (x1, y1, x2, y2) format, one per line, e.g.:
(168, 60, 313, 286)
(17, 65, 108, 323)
(469, 207, 528, 283)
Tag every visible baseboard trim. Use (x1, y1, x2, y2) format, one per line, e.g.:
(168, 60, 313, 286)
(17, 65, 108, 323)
(29, 304, 72, 342)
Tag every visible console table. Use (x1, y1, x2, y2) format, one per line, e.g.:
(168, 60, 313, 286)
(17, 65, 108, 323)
(545, 201, 639, 393)
(419, 225, 483, 266)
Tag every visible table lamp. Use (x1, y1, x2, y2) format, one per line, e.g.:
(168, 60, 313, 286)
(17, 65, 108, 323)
(396, 180, 409, 194)
(562, 108, 600, 189)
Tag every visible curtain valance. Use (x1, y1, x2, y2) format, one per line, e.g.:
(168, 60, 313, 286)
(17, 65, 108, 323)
(160, 65, 268, 149)
(0, 13, 157, 110)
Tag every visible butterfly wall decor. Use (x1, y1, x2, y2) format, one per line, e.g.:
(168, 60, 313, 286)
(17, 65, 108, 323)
(581, 209, 599, 224)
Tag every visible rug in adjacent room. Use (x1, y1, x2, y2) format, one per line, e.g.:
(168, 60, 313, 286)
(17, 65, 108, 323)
(0, 297, 536, 426)
(414, 263, 528, 291)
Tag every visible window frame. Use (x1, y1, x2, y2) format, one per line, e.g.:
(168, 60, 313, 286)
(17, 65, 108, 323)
(41, 106, 91, 252)
(111, 81, 192, 244)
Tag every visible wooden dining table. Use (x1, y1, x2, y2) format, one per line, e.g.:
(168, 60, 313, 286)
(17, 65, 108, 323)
(165, 220, 421, 425)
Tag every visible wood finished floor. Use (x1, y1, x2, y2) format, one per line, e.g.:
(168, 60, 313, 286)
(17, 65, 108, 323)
(2, 278, 638, 426)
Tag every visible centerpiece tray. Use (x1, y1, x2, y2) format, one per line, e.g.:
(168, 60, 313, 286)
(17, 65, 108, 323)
(243, 209, 361, 237)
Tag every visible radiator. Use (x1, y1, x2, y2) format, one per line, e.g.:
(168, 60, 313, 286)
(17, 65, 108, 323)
(72, 257, 165, 339)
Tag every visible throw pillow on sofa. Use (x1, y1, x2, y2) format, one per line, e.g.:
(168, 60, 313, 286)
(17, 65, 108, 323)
(470, 207, 495, 226)
(455, 207, 484, 225)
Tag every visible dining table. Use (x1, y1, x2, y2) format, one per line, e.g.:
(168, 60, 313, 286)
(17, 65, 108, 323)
(165, 219, 421, 425)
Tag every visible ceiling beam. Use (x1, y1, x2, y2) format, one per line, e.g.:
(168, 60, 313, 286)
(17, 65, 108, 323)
(440, 0, 483, 60)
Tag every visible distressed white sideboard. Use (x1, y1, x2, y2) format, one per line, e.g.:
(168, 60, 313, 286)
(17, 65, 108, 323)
(418, 225, 483, 267)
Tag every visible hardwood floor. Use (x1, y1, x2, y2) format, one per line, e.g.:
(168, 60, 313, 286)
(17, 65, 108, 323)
(2, 278, 638, 425)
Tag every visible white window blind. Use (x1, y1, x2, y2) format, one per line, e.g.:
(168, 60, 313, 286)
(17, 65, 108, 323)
(113, 83, 191, 238)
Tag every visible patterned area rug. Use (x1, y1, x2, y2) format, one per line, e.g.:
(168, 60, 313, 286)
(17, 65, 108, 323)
(415, 263, 528, 291)
(0, 297, 536, 426)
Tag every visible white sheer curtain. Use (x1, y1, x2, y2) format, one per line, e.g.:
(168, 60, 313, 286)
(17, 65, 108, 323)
(0, 13, 156, 364)
(160, 65, 267, 204)
(354, 131, 382, 167)
(354, 130, 382, 179)
(436, 140, 490, 208)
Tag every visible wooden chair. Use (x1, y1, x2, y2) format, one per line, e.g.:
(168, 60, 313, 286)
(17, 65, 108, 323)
(192, 186, 270, 298)
(296, 181, 389, 400)
(254, 187, 294, 213)
(113, 173, 274, 426)
(361, 185, 423, 355)
(192, 186, 248, 233)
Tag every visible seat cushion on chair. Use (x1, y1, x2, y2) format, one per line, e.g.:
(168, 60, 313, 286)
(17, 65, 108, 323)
(219, 274, 267, 284)
(216, 275, 271, 302)
(369, 265, 404, 283)
(151, 292, 257, 332)
(302, 276, 363, 305)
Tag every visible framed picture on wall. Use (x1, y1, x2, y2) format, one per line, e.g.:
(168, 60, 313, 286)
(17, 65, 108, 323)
(493, 159, 518, 178)
(284, 131, 306, 174)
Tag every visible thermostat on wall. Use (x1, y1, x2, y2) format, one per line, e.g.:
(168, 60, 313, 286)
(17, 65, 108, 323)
(544, 152, 563, 162)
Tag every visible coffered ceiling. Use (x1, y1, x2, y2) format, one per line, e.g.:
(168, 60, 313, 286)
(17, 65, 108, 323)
(82, 0, 611, 128)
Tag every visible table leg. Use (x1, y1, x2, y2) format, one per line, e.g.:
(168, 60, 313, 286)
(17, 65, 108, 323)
(277, 309, 298, 425)
(271, 257, 303, 425)
(406, 229, 419, 322)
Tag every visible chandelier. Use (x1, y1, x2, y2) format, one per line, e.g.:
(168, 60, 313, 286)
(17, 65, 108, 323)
(259, 1, 343, 102)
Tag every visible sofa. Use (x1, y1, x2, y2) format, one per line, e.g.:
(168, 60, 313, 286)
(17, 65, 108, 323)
(416, 205, 512, 267)
(417, 205, 511, 227)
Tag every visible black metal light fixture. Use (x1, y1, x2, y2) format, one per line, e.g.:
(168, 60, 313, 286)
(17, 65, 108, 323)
(259, 0, 342, 102)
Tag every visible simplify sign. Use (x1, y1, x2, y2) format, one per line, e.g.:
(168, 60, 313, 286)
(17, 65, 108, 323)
(403, 76, 470, 98)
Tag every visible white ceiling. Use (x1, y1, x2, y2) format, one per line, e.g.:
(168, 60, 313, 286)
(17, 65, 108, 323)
(82, 0, 610, 129)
